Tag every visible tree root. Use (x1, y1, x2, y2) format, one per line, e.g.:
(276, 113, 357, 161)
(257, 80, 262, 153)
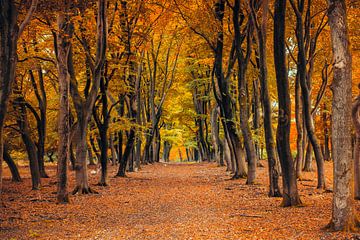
(97, 182, 108, 187)
(72, 186, 98, 195)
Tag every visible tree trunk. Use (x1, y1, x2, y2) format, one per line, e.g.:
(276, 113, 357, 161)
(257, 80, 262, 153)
(252, 79, 261, 162)
(28, 68, 48, 178)
(328, 0, 358, 230)
(0, 0, 38, 196)
(224, 139, 232, 172)
(90, 135, 100, 163)
(163, 141, 172, 162)
(55, 11, 72, 203)
(211, 106, 222, 165)
(14, 97, 41, 190)
(3, 144, 21, 182)
(110, 134, 117, 166)
(70, 0, 107, 194)
(233, 0, 257, 184)
(295, 74, 304, 179)
(290, 0, 325, 189)
(88, 145, 96, 166)
(323, 103, 331, 161)
(274, 0, 301, 206)
(353, 96, 360, 200)
(73, 128, 95, 194)
(303, 143, 313, 171)
(253, 0, 281, 197)
(98, 126, 108, 186)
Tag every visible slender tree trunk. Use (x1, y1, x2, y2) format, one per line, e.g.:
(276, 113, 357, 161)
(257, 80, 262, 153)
(323, 103, 331, 161)
(290, 0, 325, 189)
(98, 126, 108, 186)
(252, 79, 261, 161)
(29, 68, 48, 178)
(274, 0, 301, 206)
(233, 0, 257, 184)
(110, 134, 117, 165)
(353, 96, 360, 200)
(295, 74, 304, 179)
(211, 106, 222, 165)
(254, 0, 281, 197)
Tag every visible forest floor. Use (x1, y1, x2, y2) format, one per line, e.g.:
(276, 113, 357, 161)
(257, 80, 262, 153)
(1, 160, 360, 240)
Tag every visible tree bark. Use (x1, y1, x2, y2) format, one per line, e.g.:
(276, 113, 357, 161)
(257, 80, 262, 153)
(70, 0, 107, 194)
(28, 68, 48, 178)
(295, 74, 304, 179)
(353, 96, 360, 200)
(328, 0, 358, 230)
(14, 97, 41, 190)
(274, 0, 301, 206)
(233, 0, 257, 184)
(252, 0, 281, 196)
(3, 144, 21, 182)
(289, 0, 325, 189)
(55, 11, 73, 203)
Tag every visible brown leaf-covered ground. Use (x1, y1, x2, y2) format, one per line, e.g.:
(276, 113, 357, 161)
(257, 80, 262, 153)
(1, 160, 360, 239)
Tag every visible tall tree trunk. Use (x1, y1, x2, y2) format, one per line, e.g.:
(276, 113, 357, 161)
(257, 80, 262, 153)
(353, 96, 360, 200)
(29, 68, 48, 178)
(213, 0, 246, 179)
(295, 74, 304, 179)
(233, 0, 257, 184)
(323, 103, 331, 161)
(274, 0, 301, 206)
(211, 106, 222, 165)
(70, 0, 107, 194)
(55, 11, 72, 203)
(252, 79, 261, 161)
(289, 0, 325, 189)
(253, 0, 281, 197)
(328, 0, 358, 230)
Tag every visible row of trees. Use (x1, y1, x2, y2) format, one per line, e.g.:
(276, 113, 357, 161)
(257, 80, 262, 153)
(0, 0, 358, 232)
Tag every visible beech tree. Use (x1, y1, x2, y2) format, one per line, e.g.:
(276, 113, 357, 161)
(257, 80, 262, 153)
(328, 0, 358, 230)
(56, 2, 73, 203)
(274, 0, 301, 206)
(68, 0, 107, 194)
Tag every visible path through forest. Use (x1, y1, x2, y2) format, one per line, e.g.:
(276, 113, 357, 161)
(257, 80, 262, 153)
(1, 162, 359, 239)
